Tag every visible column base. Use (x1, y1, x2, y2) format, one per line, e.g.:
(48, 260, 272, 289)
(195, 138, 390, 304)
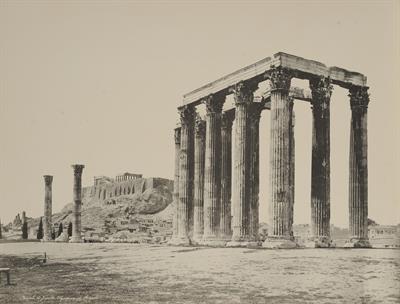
(191, 235, 204, 246)
(167, 236, 191, 246)
(227, 235, 259, 248)
(226, 240, 260, 248)
(305, 236, 334, 248)
(41, 238, 54, 242)
(262, 237, 298, 249)
(69, 236, 84, 243)
(344, 238, 372, 248)
(201, 235, 228, 247)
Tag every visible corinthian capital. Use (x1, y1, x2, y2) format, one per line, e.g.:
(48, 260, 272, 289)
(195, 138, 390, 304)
(349, 85, 369, 109)
(266, 67, 292, 92)
(231, 80, 259, 105)
(221, 109, 235, 130)
(72, 164, 85, 177)
(174, 127, 181, 145)
(203, 94, 225, 114)
(195, 115, 206, 138)
(179, 105, 196, 125)
(43, 175, 53, 186)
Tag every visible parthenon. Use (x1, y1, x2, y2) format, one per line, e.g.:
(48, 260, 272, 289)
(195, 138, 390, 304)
(169, 52, 371, 248)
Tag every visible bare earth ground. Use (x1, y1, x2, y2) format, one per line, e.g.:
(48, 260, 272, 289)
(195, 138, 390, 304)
(0, 243, 399, 304)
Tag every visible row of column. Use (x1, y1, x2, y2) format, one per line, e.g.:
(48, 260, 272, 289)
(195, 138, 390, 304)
(42, 164, 84, 243)
(171, 66, 370, 248)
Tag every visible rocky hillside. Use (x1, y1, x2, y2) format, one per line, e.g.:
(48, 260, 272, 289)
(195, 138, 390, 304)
(24, 181, 174, 243)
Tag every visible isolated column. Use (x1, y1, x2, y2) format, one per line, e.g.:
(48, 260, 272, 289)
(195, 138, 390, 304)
(202, 94, 225, 246)
(175, 105, 195, 245)
(220, 109, 235, 240)
(193, 116, 206, 243)
(249, 102, 264, 242)
(345, 86, 371, 248)
(263, 67, 297, 248)
(43, 175, 53, 241)
(227, 81, 258, 247)
(308, 77, 333, 247)
(70, 164, 84, 243)
(170, 125, 181, 242)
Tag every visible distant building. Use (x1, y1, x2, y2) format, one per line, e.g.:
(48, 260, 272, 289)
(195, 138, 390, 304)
(87, 174, 173, 202)
(115, 172, 143, 182)
(368, 225, 400, 248)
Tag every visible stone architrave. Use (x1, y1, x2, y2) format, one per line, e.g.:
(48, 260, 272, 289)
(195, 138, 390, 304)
(308, 77, 333, 248)
(43, 175, 53, 242)
(202, 94, 225, 246)
(192, 116, 206, 243)
(70, 164, 84, 243)
(262, 67, 297, 248)
(345, 86, 371, 248)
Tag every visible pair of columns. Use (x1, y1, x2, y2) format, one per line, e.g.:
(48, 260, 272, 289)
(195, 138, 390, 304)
(308, 77, 370, 248)
(42, 164, 84, 243)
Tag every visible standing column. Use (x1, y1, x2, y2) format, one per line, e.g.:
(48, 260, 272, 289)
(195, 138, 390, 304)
(345, 86, 371, 248)
(227, 81, 258, 247)
(249, 102, 264, 243)
(220, 109, 235, 240)
(70, 164, 84, 243)
(43, 175, 53, 241)
(169, 125, 181, 244)
(174, 105, 195, 245)
(289, 102, 295, 239)
(308, 77, 333, 248)
(202, 94, 225, 246)
(263, 67, 297, 248)
(192, 116, 206, 243)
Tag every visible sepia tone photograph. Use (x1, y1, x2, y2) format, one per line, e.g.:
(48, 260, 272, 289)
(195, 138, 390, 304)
(0, 0, 399, 303)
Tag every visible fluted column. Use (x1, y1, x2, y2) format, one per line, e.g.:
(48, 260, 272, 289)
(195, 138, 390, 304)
(193, 116, 206, 243)
(263, 67, 297, 248)
(70, 164, 84, 243)
(169, 126, 181, 243)
(345, 86, 371, 248)
(227, 81, 258, 247)
(202, 94, 225, 246)
(220, 109, 235, 240)
(43, 175, 53, 241)
(175, 105, 195, 245)
(289, 103, 295, 238)
(249, 102, 264, 243)
(307, 77, 333, 248)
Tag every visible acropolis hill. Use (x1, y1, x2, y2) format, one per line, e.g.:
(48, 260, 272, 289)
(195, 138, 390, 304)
(6, 173, 174, 243)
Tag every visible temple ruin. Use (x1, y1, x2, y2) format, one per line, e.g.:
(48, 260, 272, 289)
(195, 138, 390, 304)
(170, 52, 371, 248)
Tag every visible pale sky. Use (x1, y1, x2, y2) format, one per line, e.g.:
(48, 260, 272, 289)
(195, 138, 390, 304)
(0, 0, 399, 227)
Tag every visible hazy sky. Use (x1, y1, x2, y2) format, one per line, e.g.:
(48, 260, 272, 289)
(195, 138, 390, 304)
(1, 0, 399, 227)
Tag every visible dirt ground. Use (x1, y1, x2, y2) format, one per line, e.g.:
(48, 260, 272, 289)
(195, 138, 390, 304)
(0, 243, 399, 304)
